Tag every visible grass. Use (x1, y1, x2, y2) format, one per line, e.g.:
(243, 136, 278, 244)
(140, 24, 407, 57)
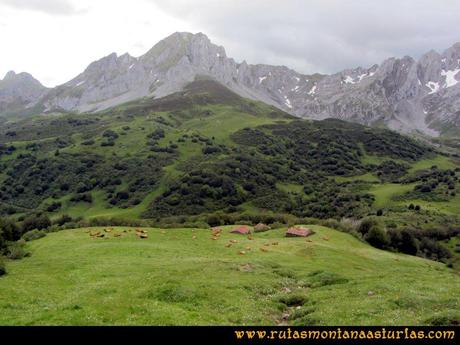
(370, 183, 417, 209)
(397, 194, 460, 216)
(0, 225, 458, 325)
(409, 155, 458, 173)
(276, 183, 305, 194)
(334, 173, 379, 183)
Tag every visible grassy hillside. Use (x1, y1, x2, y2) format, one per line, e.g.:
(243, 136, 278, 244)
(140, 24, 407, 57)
(0, 225, 458, 326)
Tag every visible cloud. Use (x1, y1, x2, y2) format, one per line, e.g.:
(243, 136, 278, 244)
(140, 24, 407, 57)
(0, 0, 194, 86)
(1, 0, 459, 86)
(149, 0, 460, 74)
(0, 0, 82, 15)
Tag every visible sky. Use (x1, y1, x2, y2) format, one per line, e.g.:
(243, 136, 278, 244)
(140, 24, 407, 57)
(1, 0, 459, 87)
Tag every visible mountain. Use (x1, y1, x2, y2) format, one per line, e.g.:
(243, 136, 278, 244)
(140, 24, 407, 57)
(2, 32, 460, 135)
(0, 71, 48, 116)
(296, 43, 460, 136)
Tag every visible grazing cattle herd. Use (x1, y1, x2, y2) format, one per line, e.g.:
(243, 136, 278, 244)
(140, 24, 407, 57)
(86, 225, 319, 257)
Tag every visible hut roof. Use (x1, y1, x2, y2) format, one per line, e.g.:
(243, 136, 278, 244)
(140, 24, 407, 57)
(285, 227, 314, 237)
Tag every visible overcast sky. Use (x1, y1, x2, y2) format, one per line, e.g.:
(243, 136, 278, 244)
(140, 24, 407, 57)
(1, 0, 459, 87)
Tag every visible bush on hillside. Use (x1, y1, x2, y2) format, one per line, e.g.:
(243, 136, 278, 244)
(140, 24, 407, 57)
(53, 214, 73, 227)
(364, 225, 390, 249)
(357, 217, 380, 236)
(0, 229, 4, 252)
(22, 214, 51, 233)
(6, 240, 29, 260)
(22, 229, 47, 242)
(419, 238, 451, 261)
(0, 218, 21, 242)
(388, 228, 419, 255)
(46, 201, 62, 212)
(0, 259, 6, 277)
(357, 217, 390, 249)
(206, 214, 222, 227)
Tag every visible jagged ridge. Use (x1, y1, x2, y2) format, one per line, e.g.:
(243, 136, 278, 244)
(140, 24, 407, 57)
(2, 32, 460, 136)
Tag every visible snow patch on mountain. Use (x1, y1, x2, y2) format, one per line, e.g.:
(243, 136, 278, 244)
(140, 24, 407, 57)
(441, 68, 460, 88)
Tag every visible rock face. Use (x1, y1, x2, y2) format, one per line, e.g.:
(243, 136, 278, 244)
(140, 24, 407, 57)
(3, 32, 460, 135)
(295, 44, 460, 136)
(0, 71, 48, 115)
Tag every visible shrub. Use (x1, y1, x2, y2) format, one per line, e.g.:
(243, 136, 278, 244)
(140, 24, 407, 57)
(419, 238, 451, 260)
(102, 130, 119, 140)
(0, 218, 20, 242)
(270, 221, 285, 229)
(364, 226, 390, 249)
(6, 240, 29, 260)
(46, 202, 62, 212)
(202, 146, 221, 154)
(0, 229, 4, 251)
(357, 217, 380, 236)
(22, 214, 51, 233)
(206, 214, 222, 227)
(389, 229, 419, 255)
(0, 259, 6, 277)
(22, 229, 46, 242)
(70, 193, 93, 203)
(320, 218, 360, 235)
(54, 214, 73, 226)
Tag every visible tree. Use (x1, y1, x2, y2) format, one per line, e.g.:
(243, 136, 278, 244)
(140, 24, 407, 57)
(364, 225, 390, 249)
(358, 217, 379, 236)
(401, 230, 418, 254)
(0, 218, 20, 242)
(22, 214, 51, 233)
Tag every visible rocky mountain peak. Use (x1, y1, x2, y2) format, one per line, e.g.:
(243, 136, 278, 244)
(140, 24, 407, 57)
(2, 70, 41, 85)
(3, 70, 18, 80)
(3, 33, 460, 136)
(0, 70, 48, 114)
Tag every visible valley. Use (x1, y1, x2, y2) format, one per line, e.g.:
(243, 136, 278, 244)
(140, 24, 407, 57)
(0, 79, 459, 326)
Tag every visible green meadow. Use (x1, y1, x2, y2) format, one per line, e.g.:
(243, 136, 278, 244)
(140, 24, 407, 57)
(0, 225, 458, 325)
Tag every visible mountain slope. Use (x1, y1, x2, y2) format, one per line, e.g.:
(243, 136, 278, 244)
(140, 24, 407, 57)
(0, 80, 455, 221)
(3, 32, 460, 135)
(299, 43, 460, 136)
